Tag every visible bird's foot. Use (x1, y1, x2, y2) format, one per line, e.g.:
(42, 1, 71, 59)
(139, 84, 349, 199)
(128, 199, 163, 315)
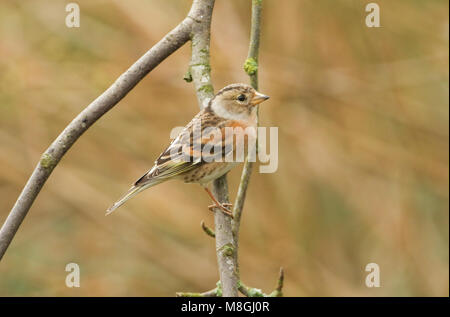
(208, 203, 234, 218)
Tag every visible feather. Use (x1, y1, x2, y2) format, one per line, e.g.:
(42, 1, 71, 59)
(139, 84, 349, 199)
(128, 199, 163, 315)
(106, 158, 198, 215)
(106, 178, 162, 215)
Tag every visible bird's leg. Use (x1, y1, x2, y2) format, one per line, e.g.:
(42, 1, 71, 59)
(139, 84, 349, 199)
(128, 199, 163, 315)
(204, 187, 234, 218)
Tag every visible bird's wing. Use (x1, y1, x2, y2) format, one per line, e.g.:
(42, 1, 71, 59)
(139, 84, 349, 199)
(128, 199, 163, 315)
(134, 109, 234, 186)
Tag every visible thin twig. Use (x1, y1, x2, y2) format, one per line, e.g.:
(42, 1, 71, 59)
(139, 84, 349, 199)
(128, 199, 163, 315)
(233, 0, 285, 298)
(232, 0, 264, 271)
(238, 267, 284, 297)
(201, 220, 215, 238)
(177, 281, 222, 297)
(238, 282, 251, 297)
(238, 281, 264, 297)
(244, 0, 263, 90)
(269, 267, 284, 297)
(176, 289, 218, 297)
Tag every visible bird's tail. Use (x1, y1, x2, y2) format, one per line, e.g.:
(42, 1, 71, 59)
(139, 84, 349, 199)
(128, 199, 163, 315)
(106, 180, 161, 215)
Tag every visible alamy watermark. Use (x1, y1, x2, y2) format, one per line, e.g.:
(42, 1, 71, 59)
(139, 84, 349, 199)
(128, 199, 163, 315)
(365, 3, 380, 28)
(365, 263, 381, 288)
(65, 262, 80, 288)
(65, 3, 80, 28)
(169, 124, 278, 173)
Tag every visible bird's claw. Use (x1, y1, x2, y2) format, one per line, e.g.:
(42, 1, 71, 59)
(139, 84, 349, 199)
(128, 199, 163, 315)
(208, 203, 234, 218)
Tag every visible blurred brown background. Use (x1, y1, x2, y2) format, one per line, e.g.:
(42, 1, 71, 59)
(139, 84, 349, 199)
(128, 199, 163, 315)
(0, 0, 448, 296)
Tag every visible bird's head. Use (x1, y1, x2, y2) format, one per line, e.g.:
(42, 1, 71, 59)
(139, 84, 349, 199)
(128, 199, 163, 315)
(208, 83, 269, 120)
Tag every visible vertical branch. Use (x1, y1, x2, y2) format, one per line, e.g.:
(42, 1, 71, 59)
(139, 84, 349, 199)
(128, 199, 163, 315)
(212, 176, 238, 297)
(187, 0, 239, 297)
(232, 0, 264, 267)
(244, 0, 263, 91)
(233, 2, 284, 297)
(189, 0, 215, 109)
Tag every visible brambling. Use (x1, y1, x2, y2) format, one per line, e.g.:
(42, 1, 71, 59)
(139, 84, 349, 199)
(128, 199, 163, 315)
(106, 83, 269, 217)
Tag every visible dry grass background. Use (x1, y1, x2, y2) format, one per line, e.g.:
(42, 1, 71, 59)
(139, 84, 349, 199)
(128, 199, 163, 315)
(0, 0, 448, 296)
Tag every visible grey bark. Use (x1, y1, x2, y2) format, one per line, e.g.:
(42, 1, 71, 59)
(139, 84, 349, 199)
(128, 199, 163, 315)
(187, 0, 239, 297)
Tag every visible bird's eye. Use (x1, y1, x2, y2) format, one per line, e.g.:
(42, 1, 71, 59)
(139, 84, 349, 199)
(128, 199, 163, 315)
(237, 94, 246, 102)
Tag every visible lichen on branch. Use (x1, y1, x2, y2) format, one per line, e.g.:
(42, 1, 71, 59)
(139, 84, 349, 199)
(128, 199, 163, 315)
(244, 57, 258, 76)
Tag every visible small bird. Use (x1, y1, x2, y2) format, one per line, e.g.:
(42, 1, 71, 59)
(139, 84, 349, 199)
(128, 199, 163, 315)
(106, 83, 269, 217)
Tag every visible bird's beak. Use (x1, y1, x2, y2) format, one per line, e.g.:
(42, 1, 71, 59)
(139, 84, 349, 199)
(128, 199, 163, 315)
(251, 91, 270, 106)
